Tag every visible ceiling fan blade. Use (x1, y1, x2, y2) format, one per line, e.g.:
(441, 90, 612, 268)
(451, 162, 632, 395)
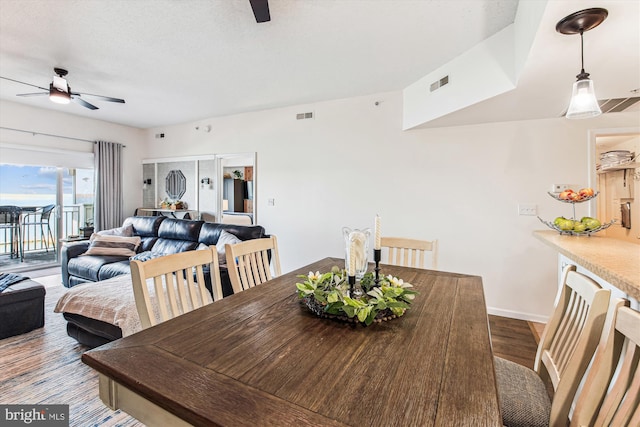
(249, 0, 270, 23)
(0, 76, 49, 91)
(72, 92, 125, 103)
(71, 96, 98, 110)
(16, 92, 48, 97)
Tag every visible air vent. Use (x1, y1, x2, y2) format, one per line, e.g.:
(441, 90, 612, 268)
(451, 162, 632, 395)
(296, 112, 313, 120)
(599, 97, 640, 113)
(430, 75, 449, 92)
(561, 97, 640, 117)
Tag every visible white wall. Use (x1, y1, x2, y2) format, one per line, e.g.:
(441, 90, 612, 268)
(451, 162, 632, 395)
(0, 100, 145, 218)
(2, 95, 638, 322)
(142, 91, 640, 322)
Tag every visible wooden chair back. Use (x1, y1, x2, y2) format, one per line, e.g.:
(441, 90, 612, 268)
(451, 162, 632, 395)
(534, 264, 611, 426)
(571, 299, 640, 427)
(380, 236, 438, 269)
(225, 235, 281, 293)
(130, 246, 222, 329)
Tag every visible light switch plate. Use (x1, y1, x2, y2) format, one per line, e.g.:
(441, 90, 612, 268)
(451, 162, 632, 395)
(518, 204, 537, 216)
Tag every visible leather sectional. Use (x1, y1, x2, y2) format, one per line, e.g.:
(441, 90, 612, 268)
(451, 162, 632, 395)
(60, 215, 267, 347)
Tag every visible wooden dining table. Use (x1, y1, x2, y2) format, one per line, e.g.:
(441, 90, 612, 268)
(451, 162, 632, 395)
(82, 257, 501, 426)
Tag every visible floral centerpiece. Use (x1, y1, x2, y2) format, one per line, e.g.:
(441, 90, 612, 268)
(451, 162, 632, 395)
(296, 266, 417, 326)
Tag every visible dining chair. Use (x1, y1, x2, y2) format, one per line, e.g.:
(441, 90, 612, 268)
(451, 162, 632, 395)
(380, 236, 438, 269)
(225, 235, 281, 293)
(495, 264, 611, 427)
(21, 204, 56, 253)
(0, 205, 24, 261)
(130, 246, 222, 329)
(570, 299, 639, 427)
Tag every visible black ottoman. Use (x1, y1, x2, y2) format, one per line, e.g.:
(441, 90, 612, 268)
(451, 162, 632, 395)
(0, 280, 46, 339)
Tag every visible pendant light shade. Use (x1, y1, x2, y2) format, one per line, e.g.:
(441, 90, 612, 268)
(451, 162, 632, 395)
(556, 8, 608, 119)
(566, 77, 600, 119)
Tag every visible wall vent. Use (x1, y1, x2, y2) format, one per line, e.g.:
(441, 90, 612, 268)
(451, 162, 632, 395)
(561, 97, 640, 117)
(430, 75, 449, 92)
(296, 112, 314, 120)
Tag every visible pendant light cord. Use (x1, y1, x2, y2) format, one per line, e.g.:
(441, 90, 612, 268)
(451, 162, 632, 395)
(575, 29, 589, 80)
(580, 29, 585, 74)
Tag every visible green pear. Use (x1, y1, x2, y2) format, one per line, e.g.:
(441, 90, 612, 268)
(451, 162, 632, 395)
(558, 219, 575, 231)
(584, 218, 601, 230)
(573, 222, 587, 233)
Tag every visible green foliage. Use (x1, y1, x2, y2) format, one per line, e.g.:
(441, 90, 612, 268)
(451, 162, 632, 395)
(296, 268, 417, 326)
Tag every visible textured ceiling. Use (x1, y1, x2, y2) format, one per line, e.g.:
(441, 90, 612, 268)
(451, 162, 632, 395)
(0, 0, 638, 129)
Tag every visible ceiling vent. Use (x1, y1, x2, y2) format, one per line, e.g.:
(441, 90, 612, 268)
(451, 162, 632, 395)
(430, 75, 449, 92)
(561, 97, 640, 117)
(598, 97, 640, 113)
(296, 112, 313, 120)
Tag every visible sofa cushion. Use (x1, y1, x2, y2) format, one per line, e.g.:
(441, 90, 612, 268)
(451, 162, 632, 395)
(97, 224, 134, 237)
(83, 234, 141, 257)
(215, 230, 242, 266)
(68, 255, 130, 282)
(158, 218, 204, 241)
(151, 238, 199, 254)
(123, 216, 166, 237)
(98, 260, 132, 281)
(198, 222, 265, 246)
(130, 251, 165, 262)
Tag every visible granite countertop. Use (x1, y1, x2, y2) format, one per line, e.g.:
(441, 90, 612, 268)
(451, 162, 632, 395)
(533, 230, 640, 300)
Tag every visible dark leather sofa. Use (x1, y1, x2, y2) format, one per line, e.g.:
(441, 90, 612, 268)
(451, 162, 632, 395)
(60, 215, 267, 347)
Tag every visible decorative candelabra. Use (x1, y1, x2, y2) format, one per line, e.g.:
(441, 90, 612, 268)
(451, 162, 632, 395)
(374, 248, 381, 286)
(348, 274, 356, 297)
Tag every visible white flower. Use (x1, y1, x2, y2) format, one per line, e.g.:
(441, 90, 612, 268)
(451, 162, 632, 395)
(308, 271, 321, 281)
(385, 275, 413, 288)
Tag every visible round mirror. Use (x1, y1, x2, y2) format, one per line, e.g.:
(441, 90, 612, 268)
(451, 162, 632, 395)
(165, 169, 186, 200)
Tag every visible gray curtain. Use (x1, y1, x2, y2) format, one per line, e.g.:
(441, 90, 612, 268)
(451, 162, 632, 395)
(94, 140, 123, 231)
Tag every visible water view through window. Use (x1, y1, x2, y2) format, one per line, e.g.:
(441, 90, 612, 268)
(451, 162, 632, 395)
(0, 164, 94, 264)
(0, 164, 93, 207)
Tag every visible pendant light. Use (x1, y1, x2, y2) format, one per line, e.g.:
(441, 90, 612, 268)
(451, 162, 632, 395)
(556, 8, 608, 119)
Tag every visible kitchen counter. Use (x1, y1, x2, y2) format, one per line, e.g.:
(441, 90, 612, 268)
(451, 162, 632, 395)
(533, 230, 640, 301)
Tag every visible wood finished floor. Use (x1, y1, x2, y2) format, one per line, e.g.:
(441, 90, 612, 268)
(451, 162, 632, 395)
(1, 274, 540, 426)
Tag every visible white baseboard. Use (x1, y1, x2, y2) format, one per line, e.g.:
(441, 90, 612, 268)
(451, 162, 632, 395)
(487, 306, 549, 324)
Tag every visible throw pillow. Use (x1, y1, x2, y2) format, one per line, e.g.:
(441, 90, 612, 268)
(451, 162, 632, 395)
(83, 234, 141, 257)
(130, 251, 164, 262)
(215, 230, 242, 266)
(97, 224, 134, 237)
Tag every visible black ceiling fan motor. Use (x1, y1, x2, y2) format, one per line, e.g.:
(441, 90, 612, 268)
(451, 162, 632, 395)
(53, 68, 68, 78)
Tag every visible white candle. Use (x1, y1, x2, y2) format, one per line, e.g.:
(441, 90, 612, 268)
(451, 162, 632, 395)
(349, 240, 356, 276)
(374, 215, 381, 250)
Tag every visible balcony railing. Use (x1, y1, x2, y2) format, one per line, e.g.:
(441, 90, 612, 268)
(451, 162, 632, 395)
(0, 204, 93, 257)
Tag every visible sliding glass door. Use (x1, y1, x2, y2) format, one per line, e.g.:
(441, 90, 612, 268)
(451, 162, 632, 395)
(0, 163, 94, 270)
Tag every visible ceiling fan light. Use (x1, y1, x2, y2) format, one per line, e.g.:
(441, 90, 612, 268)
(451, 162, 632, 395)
(49, 83, 70, 104)
(566, 77, 601, 119)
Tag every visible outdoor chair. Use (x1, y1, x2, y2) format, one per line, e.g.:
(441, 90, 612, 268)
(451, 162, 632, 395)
(0, 205, 24, 261)
(21, 204, 56, 253)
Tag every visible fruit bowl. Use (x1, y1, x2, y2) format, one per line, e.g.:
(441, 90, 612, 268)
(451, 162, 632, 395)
(547, 191, 599, 203)
(538, 217, 614, 236)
